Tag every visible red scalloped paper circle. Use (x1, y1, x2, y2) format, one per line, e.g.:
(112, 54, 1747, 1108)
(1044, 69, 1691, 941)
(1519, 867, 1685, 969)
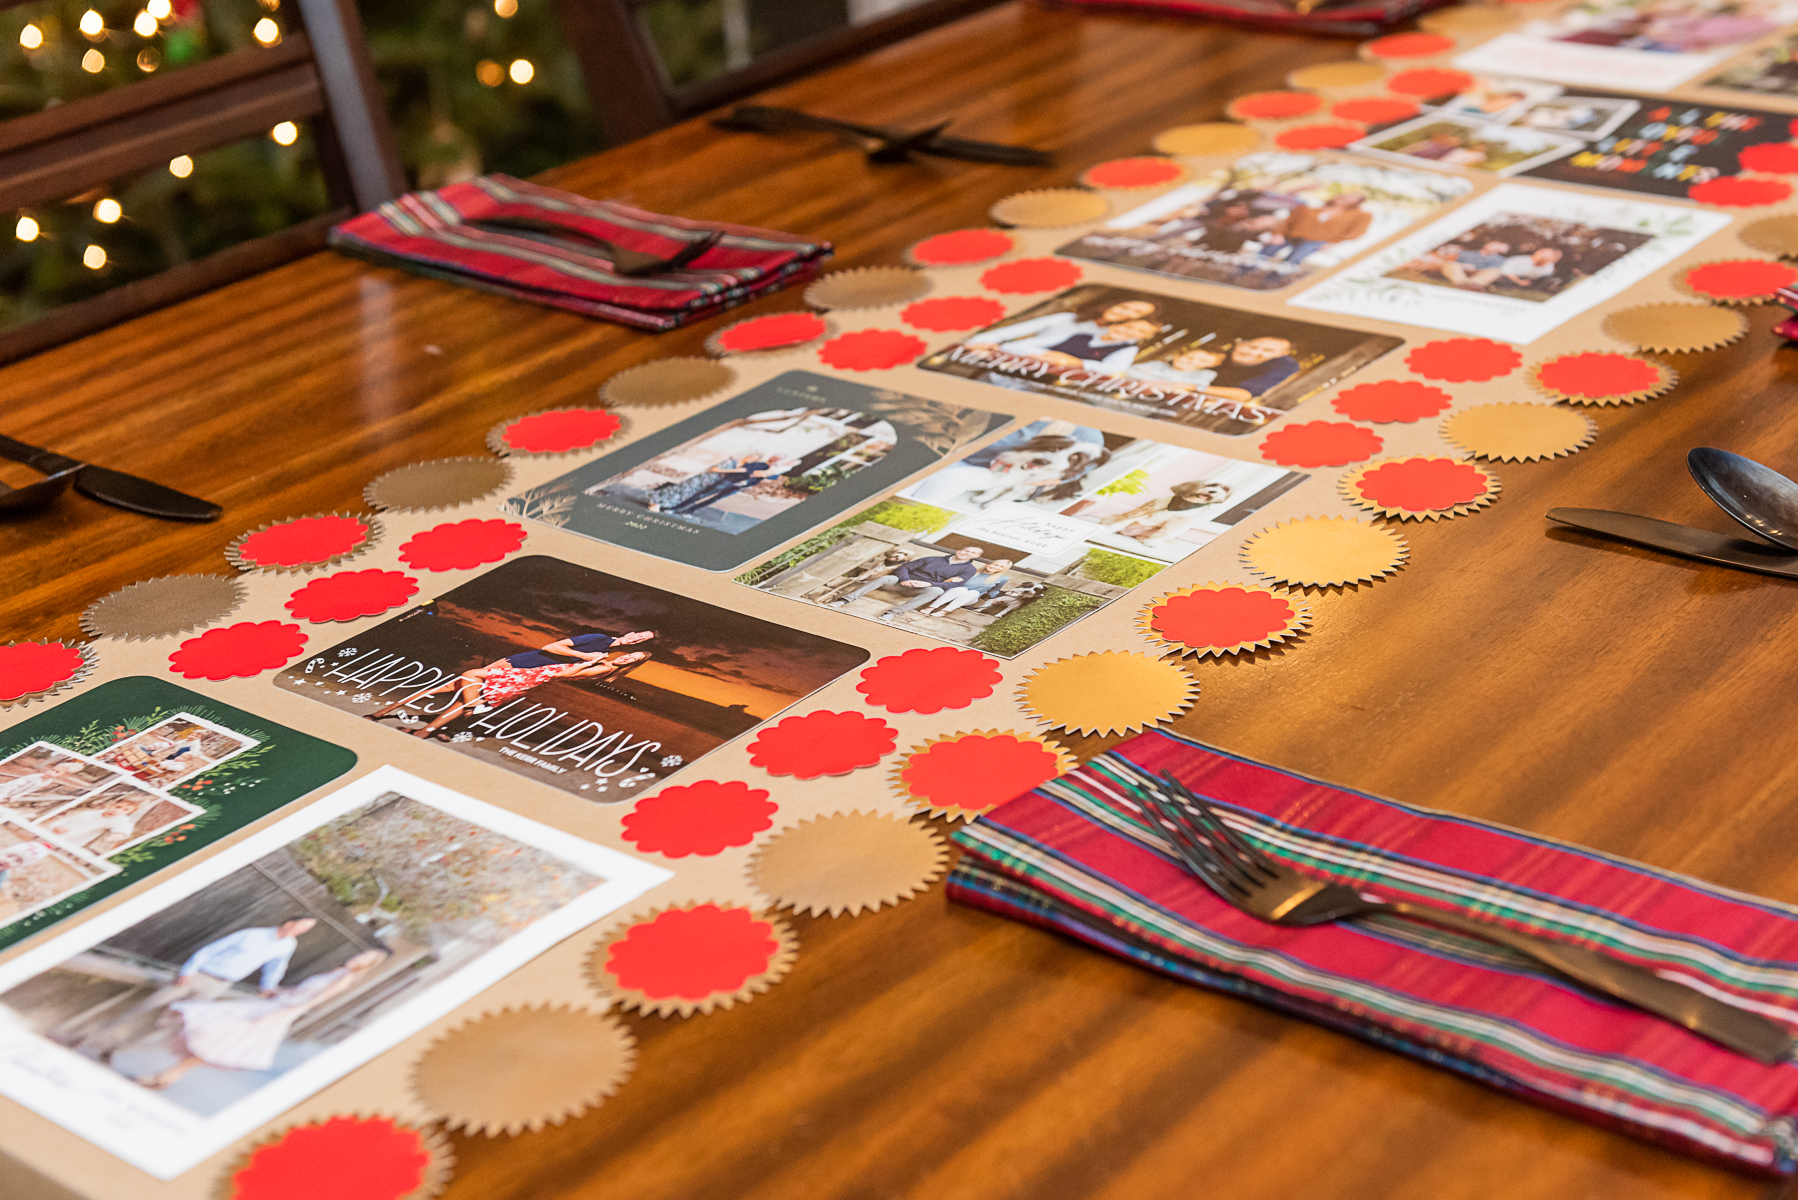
(855, 647, 1003, 714)
(1085, 157, 1187, 188)
(284, 569, 420, 623)
(1230, 91, 1324, 119)
(901, 733, 1066, 816)
(235, 515, 371, 569)
(621, 780, 777, 858)
(1536, 351, 1663, 399)
(168, 620, 307, 680)
(1684, 258, 1798, 300)
(1330, 96, 1420, 125)
(817, 329, 927, 371)
(1689, 176, 1793, 207)
(1385, 67, 1473, 98)
(1406, 338, 1520, 382)
(229, 1116, 431, 1200)
(1151, 588, 1297, 652)
(909, 228, 1015, 266)
(1354, 457, 1490, 511)
(901, 296, 1009, 332)
(979, 257, 1085, 294)
(1365, 32, 1454, 58)
(1274, 123, 1365, 151)
(1259, 420, 1384, 468)
(714, 311, 828, 353)
(397, 518, 526, 572)
(605, 904, 780, 1000)
(500, 408, 623, 454)
(1332, 379, 1453, 422)
(747, 710, 897, 779)
(0, 642, 86, 702)
(1738, 142, 1798, 174)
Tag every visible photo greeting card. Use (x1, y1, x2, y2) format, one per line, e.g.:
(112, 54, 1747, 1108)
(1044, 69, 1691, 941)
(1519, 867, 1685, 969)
(1454, 0, 1798, 92)
(502, 372, 1011, 571)
(1706, 30, 1798, 95)
(916, 284, 1402, 436)
(1352, 115, 1584, 177)
(276, 555, 869, 800)
(0, 678, 356, 953)
(1288, 183, 1732, 343)
(0, 766, 670, 1179)
(1057, 153, 1472, 291)
(737, 418, 1306, 659)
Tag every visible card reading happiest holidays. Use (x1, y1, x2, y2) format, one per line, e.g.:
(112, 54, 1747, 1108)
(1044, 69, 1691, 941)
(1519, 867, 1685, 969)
(915, 283, 1401, 436)
(0, 766, 670, 1179)
(1453, 0, 1798, 92)
(1056, 153, 1472, 292)
(736, 418, 1306, 659)
(0, 678, 356, 953)
(276, 555, 869, 801)
(1288, 183, 1731, 343)
(502, 371, 1011, 571)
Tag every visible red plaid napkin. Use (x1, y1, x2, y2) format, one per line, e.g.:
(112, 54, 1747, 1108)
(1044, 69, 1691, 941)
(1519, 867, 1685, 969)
(950, 729, 1798, 1173)
(329, 175, 832, 331)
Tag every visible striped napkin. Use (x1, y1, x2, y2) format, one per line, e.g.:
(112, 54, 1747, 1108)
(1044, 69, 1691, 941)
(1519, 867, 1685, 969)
(948, 729, 1798, 1173)
(328, 175, 832, 331)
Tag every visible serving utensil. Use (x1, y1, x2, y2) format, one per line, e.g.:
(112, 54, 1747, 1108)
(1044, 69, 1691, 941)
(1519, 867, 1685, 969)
(713, 106, 1053, 166)
(468, 217, 723, 277)
(1132, 771, 1797, 1064)
(0, 434, 220, 522)
(1686, 447, 1798, 552)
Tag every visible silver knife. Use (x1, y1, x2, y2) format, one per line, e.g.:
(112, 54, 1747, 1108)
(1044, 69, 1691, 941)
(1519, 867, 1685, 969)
(0, 434, 221, 522)
(1547, 507, 1798, 578)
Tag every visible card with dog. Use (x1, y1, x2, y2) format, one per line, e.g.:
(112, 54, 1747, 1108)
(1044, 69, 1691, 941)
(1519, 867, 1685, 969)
(276, 555, 869, 801)
(502, 372, 1010, 571)
(736, 418, 1306, 658)
(1057, 153, 1471, 292)
(916, 284, 1402, 437)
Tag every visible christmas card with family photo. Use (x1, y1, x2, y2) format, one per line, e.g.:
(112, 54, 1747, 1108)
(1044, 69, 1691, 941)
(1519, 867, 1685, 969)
(275, 556, 868, 800)
(502, 372, 1010, 571)
(1288, 183, 1731, 343)
(1056, 153, 1471, 292)
(915, 283, 1401, 436)
(0, 766, 669, 1179)
(735, 418, 1306, 659)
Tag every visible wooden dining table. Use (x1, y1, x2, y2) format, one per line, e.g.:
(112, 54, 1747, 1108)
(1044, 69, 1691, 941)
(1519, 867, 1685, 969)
(7, 3, 1798, 1197)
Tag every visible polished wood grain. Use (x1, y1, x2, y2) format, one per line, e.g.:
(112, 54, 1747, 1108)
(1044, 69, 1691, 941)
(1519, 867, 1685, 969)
(5, 5, 1798, 1197)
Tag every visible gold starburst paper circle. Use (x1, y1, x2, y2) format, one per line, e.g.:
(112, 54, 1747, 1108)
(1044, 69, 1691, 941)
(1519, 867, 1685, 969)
(890, 729, 1077, 821)
(599, 357, 736, 408)
(804, 266, 932, 310)
(750, 811, 947, 917)
(363, 457, 513, 513)
(989, 188, 1110, 228)
(1739, 214, 1798, 260)
(1602, 303, 1747, 354)
(1441, 403, 1597, 463)
(81, 574, 246, 641)
(215, 1115, 454, 1200)
(410, 1005, 636, 1137)
(1017, 651, 1197, 737)
(1151, 122, 1263, 157)
(1137, 582, 1311, 658)
(1340, 455, 1501, 521)
(586, 901, 799, 1018)
(1240, 517, 1408, 588)
(1286, 60, 1388, 90)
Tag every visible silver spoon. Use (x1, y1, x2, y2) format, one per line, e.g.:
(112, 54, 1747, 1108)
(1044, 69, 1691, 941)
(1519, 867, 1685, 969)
(1687, 447, 1798, 551)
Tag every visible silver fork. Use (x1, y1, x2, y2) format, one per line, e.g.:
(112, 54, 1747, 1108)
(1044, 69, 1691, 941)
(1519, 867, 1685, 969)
(1133, 772, 1796, 1065)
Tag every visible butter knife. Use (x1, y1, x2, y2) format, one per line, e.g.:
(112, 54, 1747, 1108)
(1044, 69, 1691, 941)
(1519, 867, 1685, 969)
(1547, 508, 1798, 578)
(0, 434, 221, 522)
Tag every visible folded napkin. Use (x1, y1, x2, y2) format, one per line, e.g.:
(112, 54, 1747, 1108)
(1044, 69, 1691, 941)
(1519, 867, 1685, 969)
(328, 175, 832, 331)
(948, 729, 1798, 1173)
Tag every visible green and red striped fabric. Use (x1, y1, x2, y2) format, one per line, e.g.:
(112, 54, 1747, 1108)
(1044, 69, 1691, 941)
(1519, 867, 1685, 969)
(329, 175, 831, 331)
(947, 729, 1798, 1173)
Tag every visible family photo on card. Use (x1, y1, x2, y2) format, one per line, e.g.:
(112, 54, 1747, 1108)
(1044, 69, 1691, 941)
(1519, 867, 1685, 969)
(737, 419, 1306, 658)
(0, 768, 669, 1180)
